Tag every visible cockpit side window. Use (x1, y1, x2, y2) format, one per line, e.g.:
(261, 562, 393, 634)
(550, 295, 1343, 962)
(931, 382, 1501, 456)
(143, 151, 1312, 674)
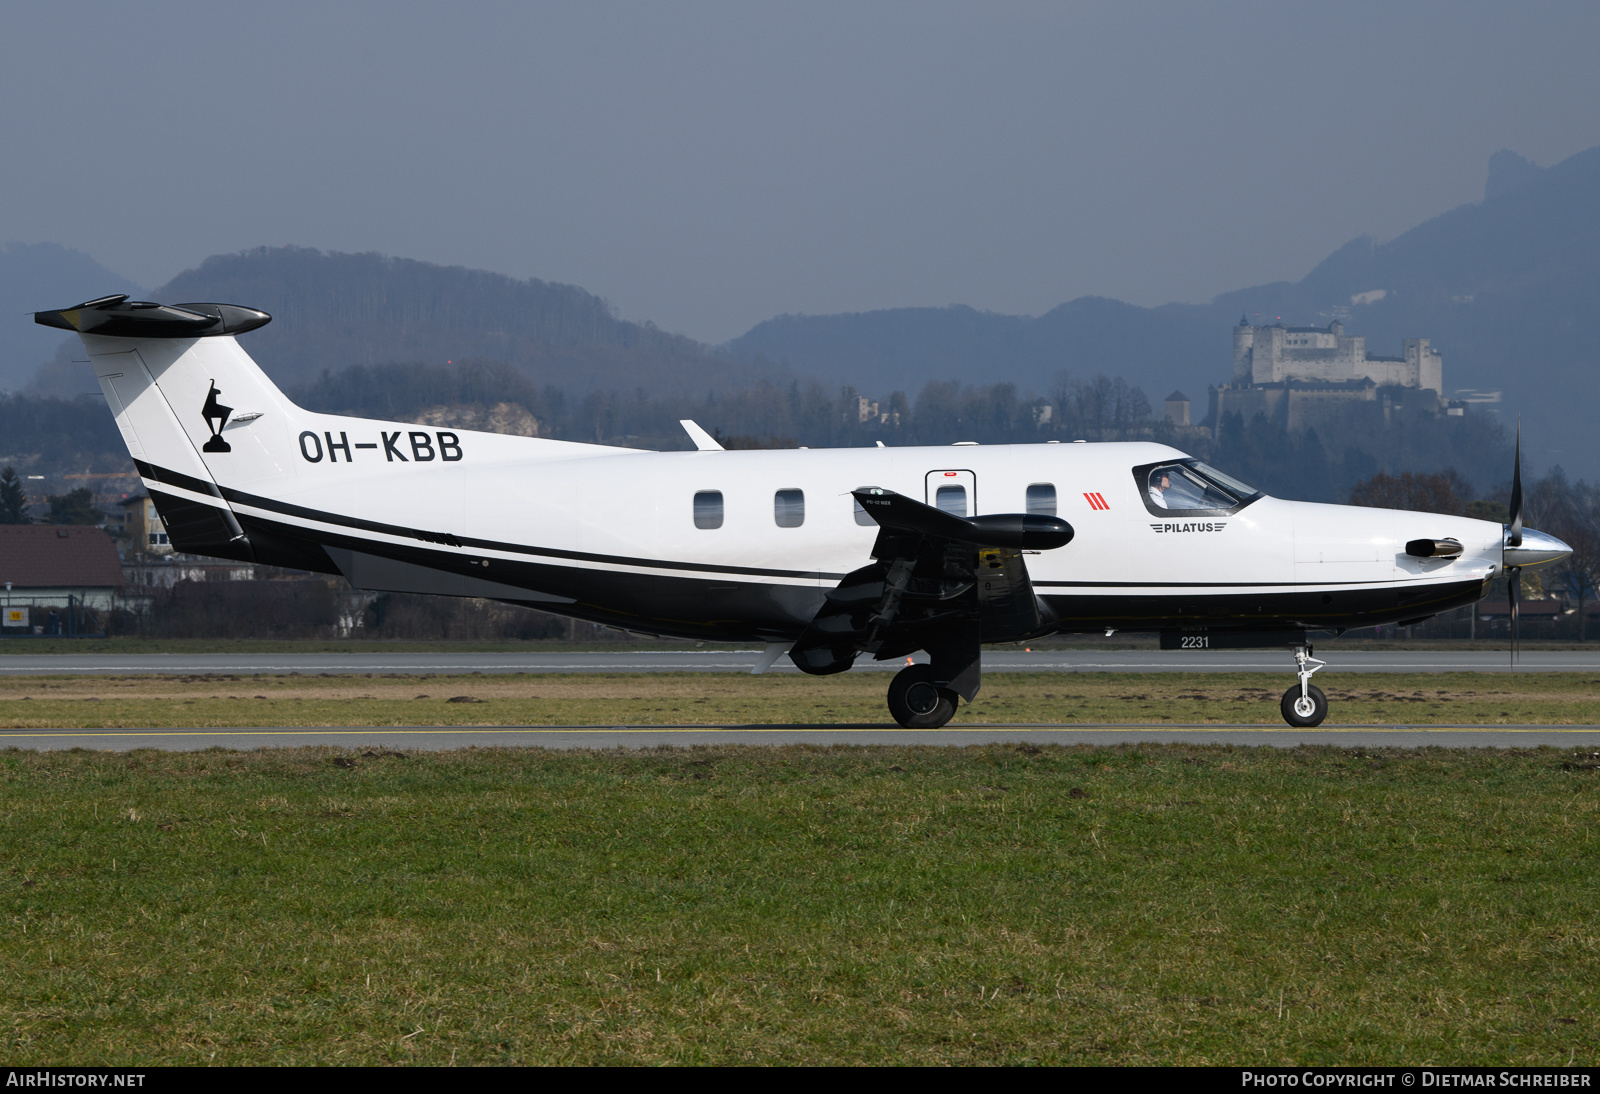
(1134, 460, 1261, 516)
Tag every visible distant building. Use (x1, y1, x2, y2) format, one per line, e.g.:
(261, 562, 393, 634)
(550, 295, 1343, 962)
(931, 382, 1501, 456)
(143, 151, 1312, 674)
(0, 525, 125, 624)
(1213, 317, 1461, 435)
(1232, 317, 1442, 391)
(118, 494, 172, 555)
(1164, 391, 1191, 427)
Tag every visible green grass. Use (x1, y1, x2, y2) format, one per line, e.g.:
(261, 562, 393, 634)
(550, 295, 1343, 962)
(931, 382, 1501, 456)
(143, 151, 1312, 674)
(4, 671, 1600, 729)
(1, 743, 1596, 1064)
(0, 637, 746, 655)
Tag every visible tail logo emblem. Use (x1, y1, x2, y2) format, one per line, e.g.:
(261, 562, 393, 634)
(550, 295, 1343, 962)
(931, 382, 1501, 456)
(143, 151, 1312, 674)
(201, 380, 233, 453)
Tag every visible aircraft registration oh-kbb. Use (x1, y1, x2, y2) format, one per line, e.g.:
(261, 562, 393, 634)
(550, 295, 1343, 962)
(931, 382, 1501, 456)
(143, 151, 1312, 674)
(39, 295, 1572, 728)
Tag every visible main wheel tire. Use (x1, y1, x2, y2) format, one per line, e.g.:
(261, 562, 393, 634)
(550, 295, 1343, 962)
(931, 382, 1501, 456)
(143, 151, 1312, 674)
(1280, 683, 1328, 728)
(888, 664, 958, 729)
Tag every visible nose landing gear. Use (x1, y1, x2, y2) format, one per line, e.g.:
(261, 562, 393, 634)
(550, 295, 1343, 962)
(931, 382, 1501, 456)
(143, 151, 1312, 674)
(1280, 644, 1328, 727)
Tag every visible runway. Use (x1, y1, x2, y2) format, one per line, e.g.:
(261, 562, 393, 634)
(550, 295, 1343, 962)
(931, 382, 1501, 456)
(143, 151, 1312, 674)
(0, 648, 1593, 676)
(8, 724, 1600, 751)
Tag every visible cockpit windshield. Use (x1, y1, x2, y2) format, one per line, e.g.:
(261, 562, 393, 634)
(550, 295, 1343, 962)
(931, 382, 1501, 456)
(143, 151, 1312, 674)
(1142, 461, 1260, 513)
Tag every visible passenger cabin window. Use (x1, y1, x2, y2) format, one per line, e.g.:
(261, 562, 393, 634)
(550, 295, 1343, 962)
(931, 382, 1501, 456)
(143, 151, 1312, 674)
(693, 490, 724, 529)
(853, 487, 880, 526)
(1025, 483, 1056, 516)
(1143, 461, 1258, 513)
(774, 488, 804, 528)
(935, 485, 967, 517)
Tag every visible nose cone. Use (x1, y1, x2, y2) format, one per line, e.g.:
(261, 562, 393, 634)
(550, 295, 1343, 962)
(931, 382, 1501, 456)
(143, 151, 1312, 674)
(1505, 526, 1571, 569)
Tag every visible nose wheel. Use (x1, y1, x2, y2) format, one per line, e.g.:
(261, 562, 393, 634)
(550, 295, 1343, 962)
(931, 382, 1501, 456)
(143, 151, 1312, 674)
(887, 664, 958, 728)
(1279, 644, 1329, 727)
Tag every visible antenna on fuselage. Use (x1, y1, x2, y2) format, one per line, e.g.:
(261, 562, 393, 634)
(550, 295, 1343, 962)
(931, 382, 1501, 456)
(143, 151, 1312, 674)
(679, 420, 725, 452)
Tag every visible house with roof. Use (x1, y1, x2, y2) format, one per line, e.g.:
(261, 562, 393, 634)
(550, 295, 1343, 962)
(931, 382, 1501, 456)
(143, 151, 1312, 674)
(0, 525, 125, 634)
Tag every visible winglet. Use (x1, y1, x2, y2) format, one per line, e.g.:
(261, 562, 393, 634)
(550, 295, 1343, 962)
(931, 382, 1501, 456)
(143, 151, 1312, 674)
(680, 420, 725, 451)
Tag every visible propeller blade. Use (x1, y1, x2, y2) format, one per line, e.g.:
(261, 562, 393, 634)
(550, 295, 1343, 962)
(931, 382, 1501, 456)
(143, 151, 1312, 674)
(1509, 565, 1521, 668)
(1508, 419, 1524, 548)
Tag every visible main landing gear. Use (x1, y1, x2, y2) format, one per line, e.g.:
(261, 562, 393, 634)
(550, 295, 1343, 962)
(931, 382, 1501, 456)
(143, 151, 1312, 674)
(1280, 644, 1328, 727)
(888, 663, 959, 728)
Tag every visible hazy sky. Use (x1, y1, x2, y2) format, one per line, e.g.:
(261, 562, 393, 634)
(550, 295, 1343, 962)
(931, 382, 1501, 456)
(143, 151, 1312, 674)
(3, 1, 1597, 343)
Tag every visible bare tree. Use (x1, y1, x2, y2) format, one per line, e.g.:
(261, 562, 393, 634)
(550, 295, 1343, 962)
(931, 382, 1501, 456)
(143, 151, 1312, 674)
(1348, 470, 1467, 515)
(1527, 470, 1600, 640)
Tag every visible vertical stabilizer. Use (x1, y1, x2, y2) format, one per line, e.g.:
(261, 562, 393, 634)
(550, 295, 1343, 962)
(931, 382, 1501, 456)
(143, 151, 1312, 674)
(36, 296, 289, 560)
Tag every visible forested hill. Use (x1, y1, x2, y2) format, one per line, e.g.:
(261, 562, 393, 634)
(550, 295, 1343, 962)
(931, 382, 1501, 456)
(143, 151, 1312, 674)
(730, 144, 1600, 477)
(0, 242, 143, 391)
(727, 298, 1217, 418)
(150, 247, 783, 395)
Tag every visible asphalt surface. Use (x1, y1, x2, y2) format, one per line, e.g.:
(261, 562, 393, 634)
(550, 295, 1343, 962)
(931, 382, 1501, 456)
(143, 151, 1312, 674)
(0, 649, 1595, 676)
(8, 648, 1593, 751)
(8, 724, 1600, 751)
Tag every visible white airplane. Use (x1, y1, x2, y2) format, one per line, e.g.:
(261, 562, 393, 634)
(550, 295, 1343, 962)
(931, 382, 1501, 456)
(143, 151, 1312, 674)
(38, 295, 1572, 728)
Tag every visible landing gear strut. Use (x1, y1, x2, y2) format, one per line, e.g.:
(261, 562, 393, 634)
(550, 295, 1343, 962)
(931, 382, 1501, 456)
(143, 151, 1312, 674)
(1279, 644, 1328, 727)
(888, 664, 958, 728)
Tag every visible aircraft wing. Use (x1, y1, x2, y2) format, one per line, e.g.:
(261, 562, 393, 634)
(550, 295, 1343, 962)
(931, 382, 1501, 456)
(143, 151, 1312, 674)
(789, 489, 1073, 697)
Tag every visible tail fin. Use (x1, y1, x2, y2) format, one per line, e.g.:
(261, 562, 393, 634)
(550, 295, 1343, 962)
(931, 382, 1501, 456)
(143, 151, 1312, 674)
(37, 295, 291, 562)
(38, 294, 607, 578)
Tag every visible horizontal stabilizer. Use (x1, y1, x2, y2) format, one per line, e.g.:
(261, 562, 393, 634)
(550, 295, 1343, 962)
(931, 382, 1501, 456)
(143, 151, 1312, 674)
(34, 295, 271, 339)
(851, 488, 1073, 550)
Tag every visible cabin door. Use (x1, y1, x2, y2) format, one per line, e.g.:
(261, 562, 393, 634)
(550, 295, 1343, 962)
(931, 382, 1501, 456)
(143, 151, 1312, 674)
(925, 469, 978, 516)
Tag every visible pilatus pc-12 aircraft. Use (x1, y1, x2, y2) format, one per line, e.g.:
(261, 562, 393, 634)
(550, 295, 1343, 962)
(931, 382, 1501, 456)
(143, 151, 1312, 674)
(39, 295, 1571, 728)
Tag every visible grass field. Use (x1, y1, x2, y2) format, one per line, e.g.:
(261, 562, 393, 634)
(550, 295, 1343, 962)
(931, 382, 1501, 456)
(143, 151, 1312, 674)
(0, 637, 750, 656)
(1, 743, 1596, 1065)
(0, 636, 1591, 655)
(2, 671, 1599, 729)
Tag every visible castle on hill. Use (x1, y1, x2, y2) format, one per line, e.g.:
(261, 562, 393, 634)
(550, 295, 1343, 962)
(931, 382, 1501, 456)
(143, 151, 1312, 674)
(1207, 317, 1461, 434)
(1232, 317, 1441, 390)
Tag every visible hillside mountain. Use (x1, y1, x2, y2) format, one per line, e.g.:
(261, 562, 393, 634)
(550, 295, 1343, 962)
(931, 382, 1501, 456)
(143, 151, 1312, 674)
(1204, 145, 1600, 476)
(142, 247, 780, 395)
(729, 298, 1216, 411)
(730, 144, 1600, 476)
(0, 242, 143, 392)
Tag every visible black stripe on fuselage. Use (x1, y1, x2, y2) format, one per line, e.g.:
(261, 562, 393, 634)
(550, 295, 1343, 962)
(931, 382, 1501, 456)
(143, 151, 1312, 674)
(1042, 578, 1486, 632)
(231, 508, 825, 641)
(135, 458, 845, 582)
(1036, 580, 1420, 589)
(144, 461, 1486, 641)
(234, 498, 1480, 640)
(135, 459, 223, 499)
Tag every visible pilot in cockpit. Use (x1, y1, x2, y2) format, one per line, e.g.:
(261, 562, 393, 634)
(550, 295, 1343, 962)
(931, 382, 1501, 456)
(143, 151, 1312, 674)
(1148, 470, 1173, 508)
(1147, 465, 1211, 510)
